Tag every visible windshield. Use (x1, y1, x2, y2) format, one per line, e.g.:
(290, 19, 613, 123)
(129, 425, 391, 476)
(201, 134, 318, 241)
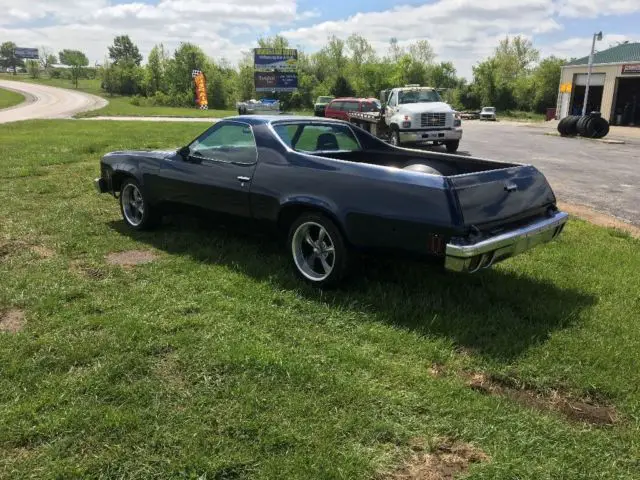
(317, 96, 334, 103)
(398, 89, 442, 104)
(483, 107, 496, 112)
(273, 123, 361, 153)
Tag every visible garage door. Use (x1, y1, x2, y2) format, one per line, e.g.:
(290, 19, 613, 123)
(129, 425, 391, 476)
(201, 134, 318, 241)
(575, 73, 605, 86)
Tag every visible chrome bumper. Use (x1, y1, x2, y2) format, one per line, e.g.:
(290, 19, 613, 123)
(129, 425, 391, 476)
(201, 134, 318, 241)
(445, 211, 569, 273)
(400, 127, 463, 144)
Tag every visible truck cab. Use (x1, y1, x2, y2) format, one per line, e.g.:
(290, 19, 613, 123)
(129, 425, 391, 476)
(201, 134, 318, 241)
(381, 85, 462, 153)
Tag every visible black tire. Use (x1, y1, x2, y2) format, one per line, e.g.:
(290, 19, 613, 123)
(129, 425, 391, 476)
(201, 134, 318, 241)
(577, 115, 591, 136)
(287, 212, 349, 288)
(119, 177, 160, 230)
(582, 117, 597, 138)
(445, 140, 460, 153)
(389, 128, 401, 147)
(557, 116, 570, 136)
(591, 117, 610, 138)
(565, 115, 580, 136)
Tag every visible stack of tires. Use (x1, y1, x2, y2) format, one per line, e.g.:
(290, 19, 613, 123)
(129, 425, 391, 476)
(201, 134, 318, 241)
(557, 112, 610, 139)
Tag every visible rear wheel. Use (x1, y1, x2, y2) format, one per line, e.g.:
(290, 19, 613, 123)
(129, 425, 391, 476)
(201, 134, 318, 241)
(445, 140, 460, 153)
(288, 213, 348, 287)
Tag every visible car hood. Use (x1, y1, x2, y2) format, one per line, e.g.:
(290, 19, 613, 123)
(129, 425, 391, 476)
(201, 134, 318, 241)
(397, 102, 454, 114)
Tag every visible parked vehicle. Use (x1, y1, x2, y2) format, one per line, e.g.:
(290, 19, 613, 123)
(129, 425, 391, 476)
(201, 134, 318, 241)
(324, 97, 381, 121)
(313, 96, 335, 117)
(236, 98, 280, 115)
(480, 107, 497, 121)
(348, 85, 463, 153)
(94, 116, 568, 287)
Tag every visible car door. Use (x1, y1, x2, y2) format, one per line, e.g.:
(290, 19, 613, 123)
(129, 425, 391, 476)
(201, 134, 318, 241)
(385, 91, 397, 125)
(159, 121, 257, 217)
(325, 101, 342, 119)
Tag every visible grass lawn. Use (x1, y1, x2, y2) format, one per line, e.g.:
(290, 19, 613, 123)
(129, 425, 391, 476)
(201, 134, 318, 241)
(0, 87, 25, 110)
(497, 110, 546, 122)
(1, 120, 639, 479)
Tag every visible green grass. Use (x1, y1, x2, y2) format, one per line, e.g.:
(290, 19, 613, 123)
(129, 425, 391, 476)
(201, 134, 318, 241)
(0, 87, 25, 110)
(1, 120, 640, 479)
(497, 110, 546, 123)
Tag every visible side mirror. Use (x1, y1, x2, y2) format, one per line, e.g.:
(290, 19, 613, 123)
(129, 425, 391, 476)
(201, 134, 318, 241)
(177, 146, 190, 159)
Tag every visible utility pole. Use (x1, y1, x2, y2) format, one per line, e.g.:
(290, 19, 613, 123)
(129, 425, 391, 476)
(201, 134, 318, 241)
(582, 31, 603, 116)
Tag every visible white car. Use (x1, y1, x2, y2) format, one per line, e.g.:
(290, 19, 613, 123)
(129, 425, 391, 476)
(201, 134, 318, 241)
(480, 107, 497, 121)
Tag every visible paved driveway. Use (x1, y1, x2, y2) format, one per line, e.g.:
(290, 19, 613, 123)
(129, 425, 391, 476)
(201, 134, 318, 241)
(457, 121, 640, 226)
(0, 80, 107, 123)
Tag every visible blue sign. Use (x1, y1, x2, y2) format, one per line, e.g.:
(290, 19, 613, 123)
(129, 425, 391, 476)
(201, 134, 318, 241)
(254, 48, 297, 71)
(15, 47, 39, 59)
(254, 72, 298, 92)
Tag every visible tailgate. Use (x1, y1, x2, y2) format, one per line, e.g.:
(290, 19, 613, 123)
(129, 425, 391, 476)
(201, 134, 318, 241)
(448, 165, 556, 227)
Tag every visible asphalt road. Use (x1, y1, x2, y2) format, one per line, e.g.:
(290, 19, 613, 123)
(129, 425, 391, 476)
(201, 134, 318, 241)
(455, 121, 640, 226)
(0, 80, 107, 123)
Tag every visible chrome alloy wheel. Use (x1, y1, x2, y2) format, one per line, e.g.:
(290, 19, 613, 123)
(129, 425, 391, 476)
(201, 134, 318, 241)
(122, 183, 145, 226)
(292, 221, 336, 282)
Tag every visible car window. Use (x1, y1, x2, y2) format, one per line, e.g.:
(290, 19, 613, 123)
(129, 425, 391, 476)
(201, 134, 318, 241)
(328, 101, 342, 111)
(317, 96, 333, 103)
(398, 89, 442, 104)
(189, 123, 257, 164)
(342, 102, 359, 112)
(387, 92, 396, 107)
(273, 123, 361, 153)
(360, 101, 379, 112)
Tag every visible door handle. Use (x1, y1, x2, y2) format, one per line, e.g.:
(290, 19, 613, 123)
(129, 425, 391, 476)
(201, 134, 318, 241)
(237, 176, 251, 182)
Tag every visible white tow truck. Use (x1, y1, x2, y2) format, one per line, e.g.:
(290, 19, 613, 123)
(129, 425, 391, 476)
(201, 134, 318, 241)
(348, 85, 463, 153)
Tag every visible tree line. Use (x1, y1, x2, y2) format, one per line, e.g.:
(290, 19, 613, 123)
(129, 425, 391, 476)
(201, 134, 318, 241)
(1, 35, 565, 113)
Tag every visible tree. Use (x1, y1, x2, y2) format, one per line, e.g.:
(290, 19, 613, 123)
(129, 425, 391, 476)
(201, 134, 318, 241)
(39, 47, 57, 71)
(257, 35, 290, 49)
(145, 44, 167, 95)
(108, 35, 143, 66)
(408, 40, 435, 65)
(530, 56, 565, 112)
(0, 42, 24, 75)
(59, 49, 89, 87)
(331, 75, 355, 97)
(388, 37, 404, 62)
(26, 60, 40, 78)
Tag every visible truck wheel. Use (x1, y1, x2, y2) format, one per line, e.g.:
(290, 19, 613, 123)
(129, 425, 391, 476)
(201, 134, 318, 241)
(119, 178, 160, 230)
(389, 129, 401, 147)
(288, 212, 348, 288)
(445, 140, 460, 153)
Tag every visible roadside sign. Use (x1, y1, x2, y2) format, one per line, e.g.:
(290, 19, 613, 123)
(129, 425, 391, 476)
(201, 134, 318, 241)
(254, 48, 298, 71)
(621, 64, 640, 75)
(14, 47, 39, 59)
(254, 72, 298, 92)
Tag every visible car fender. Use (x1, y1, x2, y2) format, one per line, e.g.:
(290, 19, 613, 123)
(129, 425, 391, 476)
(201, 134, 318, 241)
(277, 196, 348, 239)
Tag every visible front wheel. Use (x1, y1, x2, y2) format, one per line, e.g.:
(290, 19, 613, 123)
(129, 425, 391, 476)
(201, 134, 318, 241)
(389, 129, 401, 147)
(445, 140, 460, 153)
(119, 178, 159, 230)
(288, 213, 349, 287)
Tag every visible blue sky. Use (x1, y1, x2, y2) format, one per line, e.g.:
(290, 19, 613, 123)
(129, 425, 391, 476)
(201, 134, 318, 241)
(1, 0, 638, 78)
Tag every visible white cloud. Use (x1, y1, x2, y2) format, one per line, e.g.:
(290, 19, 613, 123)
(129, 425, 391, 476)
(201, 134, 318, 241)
(556, 0, 640, 18)
(540, 34, 636, 60)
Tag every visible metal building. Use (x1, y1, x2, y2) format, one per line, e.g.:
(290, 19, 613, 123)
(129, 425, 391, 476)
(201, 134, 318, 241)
(557, 42, 640, 126)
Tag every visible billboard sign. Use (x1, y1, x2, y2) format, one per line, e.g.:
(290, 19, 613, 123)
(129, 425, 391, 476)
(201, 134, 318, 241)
(621, 64, 640, 75)
(14, 47, 39, 59)
(254, 72, 298, 92)
(254, 48, 298, 71)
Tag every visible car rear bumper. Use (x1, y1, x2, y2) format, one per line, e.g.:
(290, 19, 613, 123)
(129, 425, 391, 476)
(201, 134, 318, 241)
(400, 127, 462, 144)
(444, 211, 569, 273)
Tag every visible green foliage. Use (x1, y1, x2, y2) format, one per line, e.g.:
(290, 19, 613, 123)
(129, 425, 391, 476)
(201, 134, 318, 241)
(108, 35, 143, 66)
(0, 41, 24, 73)
(331, 75, 355, 97)
(26, 59, 40, 79)
(59, 49, 89, 88)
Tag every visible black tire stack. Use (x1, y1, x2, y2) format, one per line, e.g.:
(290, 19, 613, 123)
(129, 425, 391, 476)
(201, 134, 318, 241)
(558, 112, 610, 139)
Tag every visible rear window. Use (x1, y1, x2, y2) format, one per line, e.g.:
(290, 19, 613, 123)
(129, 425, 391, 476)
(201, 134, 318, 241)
(342, 102, 359, 112)
(273, 123, 361, 153)
(360, 101, 380, 112)
(329, 101, 343, 111)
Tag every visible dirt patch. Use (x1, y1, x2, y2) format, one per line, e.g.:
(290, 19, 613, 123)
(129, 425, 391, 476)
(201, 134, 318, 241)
(153, 352, 188, 392)
(466, 372, 617, 426)
(31, 245, 55, 259)
(105, 250, 158, 267)
(427, 363, 446, 378)
(385, 438, 489, 480)
(559, 202, 640, 239)
(0, 309, 26, 333)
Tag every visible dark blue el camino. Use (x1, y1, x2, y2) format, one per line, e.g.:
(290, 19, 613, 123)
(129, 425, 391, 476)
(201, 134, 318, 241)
(94, 115, 568, 286)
